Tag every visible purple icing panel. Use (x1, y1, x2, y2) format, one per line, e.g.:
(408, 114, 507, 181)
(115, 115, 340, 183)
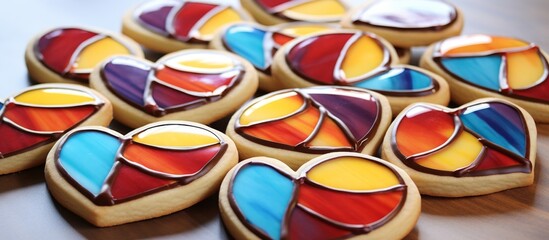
(150, 82, 203, 109)
(137, 3, 174, 35)
(103, 58, 151, 106)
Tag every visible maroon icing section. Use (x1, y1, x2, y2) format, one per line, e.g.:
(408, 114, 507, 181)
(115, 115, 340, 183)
(287, 206, 352, 240)
(513, 79, 549, 102)
(137, 2, 174, 35)
(309, 92, 378, 141)
(36, 28, 98, 75)
(0, 122, 51, 158)
(110, 163, 175, 201)
(172, 2, 217, 41)
(150, 82, 204, 111)
(472, 147, 524, 172)
(257, 0, 291, 10)
(286, 33, 353, 84)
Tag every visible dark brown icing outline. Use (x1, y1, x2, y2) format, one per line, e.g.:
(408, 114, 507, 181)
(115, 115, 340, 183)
(227, 155, 408, 239)
(390, 101, 532, 177)
(54, 123, 228, 206)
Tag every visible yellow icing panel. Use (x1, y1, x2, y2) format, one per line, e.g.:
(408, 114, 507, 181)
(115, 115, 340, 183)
(15, 88, 95, 105)
(340, 35, 384, 80)
(166, 52, 235, 74)
(283, 0, 345, 20)
(198, 8, 242, 41)
(507, 48, 545, 89)
(441, 35, 529, 56)
(72, 37, 130, 72)
(239, 92, 305, 126)
(307, 156, 400, 191)
(133, 125, 219, 147)
(416, 131, 482, 171)
(307, 116, 351, 148)
(279, 25, 332, 37)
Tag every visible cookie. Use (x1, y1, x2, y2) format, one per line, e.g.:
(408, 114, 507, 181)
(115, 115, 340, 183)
(219, 152, 421, 239)
(210, 21, 336, 91)
(122, 0, 252, 53)
(421, 34, 549, 123)
(273, 30, 450, 114)
(396, 47, 411, 64)
(241, 0, 346, 25)
(381, 98, 536, 197)
(341, 0, 463, 47)
(44, 121, 238, 227)
(0, 84, 112, 175)
(226, 86, 392, 169)
(90, 49, 258, 128)
(25, 27, 143, 85)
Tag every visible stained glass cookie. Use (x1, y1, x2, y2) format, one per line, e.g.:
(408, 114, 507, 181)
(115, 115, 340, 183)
(381, 98, 536, 197)
(341, 0, 463, 48)
(25, 27, 143, 85)
(421, 34, 549, 123)
(210, 22, 336, 91)
(219, 152, 421, 239)
(89, 49, 258, 128)
(0, 84, 112, 175)
(273, 30, 450, 114)
(44, 121, 238, 227)
(241, 0, 347, 25)
(122, 0, 252, 53)
(226, 86, 392, 169)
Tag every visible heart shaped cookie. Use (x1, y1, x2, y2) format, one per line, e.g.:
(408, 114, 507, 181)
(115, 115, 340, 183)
(122, 0, 251, 53)
(90, 49, 258, 128)
(382, 98, 536, 197)
(0, 84, 112, 175)
(25, 27, 143, 85)
(421, 34, 549, 122)
(44, 121, 238, 227)
(273, 30, 450, 113)
(210, 22, 337, 91)
(241, 0, 347, 25)
(226, 86, 392, 169)
(219, 152, 421, 239)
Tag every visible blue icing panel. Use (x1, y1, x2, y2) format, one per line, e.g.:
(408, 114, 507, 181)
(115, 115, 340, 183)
(0, 102, 3, 111)
(59, 130, 121, 196)
(224, 25, 268, 69)
(460, 102, 526, 156)
(354, 67, 433, 91)
(440, 55, 502, 91)
(232, 164, 293, 240)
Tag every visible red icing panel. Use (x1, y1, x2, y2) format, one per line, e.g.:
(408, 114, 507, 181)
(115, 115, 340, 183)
(297, 182, 404, 226)
(150, 82, 203, 109)
(172, 2, 217, 40)
(272, 32, 294, 46)
(472, 147, 524, 172)
(122, 143, 221, 175)
(110, 163, 175, 201)
(287, 33, 353, 84)
(155, 67, 238, 93)
(0, 122, 51, 157)
(257, 0, 292, 9)
(3, 104, 97, 132)
(287, 206, 351, 240)
(513, 78, 549, 102)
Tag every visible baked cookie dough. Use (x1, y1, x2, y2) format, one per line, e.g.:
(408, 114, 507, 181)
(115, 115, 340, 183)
(381, 98, 536, 197)
(122, 0, 252, 53)
(90, 49, 258, 128)
(210, 21, 337, 91)
(45, 121, 238, 227)
(241, 0, 347, 25)
(25, 27, 143, 85)
(341, 0, 463, 47)
(421, 34, 549, 123)
(226, 86, 392, 170)
(273, 30, 450, 114)
(219, 152, 421, 239)
(0, 84, 112, 175)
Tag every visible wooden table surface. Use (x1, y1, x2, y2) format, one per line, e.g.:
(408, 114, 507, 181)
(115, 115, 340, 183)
(1, 0, 548, 239)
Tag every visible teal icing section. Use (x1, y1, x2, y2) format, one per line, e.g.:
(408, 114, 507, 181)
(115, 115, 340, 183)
(354, 67, 433, 91)
(232, 164, 294, 240)
(58, 130, 121, 196)
(440, 55, 502, 91)
(224, 25, 268, 69)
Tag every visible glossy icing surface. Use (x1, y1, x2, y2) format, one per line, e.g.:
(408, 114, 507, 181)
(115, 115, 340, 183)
(35, 28, 132, 82)
(136, 0, 245, 43)
(255, 0, 346, 22)
(434, 34, 549, 103)
(222, 22, 333, 72)
(55, 123, 227, 205)
(101, 51, 244, 117)
(0, 86, 103, 158)
(235, 87, 380, 153)
(229, 155, 407, 239)
(354, 0, 457, 30)
(393, 101, 532, 176)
